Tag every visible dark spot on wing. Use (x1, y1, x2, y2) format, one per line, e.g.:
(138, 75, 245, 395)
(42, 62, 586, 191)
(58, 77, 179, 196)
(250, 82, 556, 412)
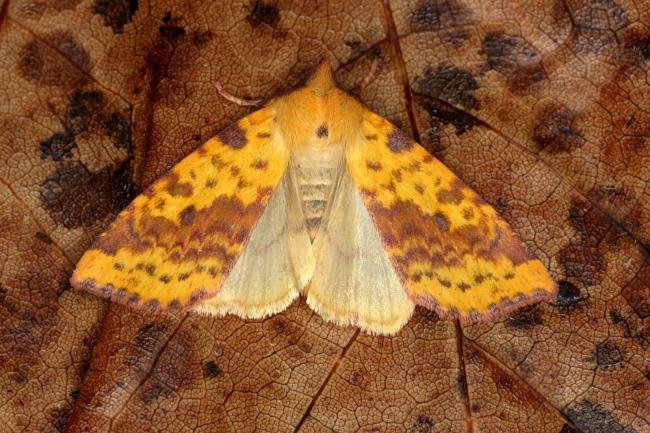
(144, 264, 156, 276)
(316, 123, 328, 138)
(179, 205, 196, 226)
(366, 161, 382, 171)
(165, 172, 194, 197)
(250, 159, 268, 170)
(436, 178, 464, 204)
(387, 127, 414, 152)
(218, 123, 247, 148)
(434, 212, 450, 231)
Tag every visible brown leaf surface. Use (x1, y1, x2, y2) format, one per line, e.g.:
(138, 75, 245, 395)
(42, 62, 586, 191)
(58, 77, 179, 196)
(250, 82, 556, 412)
(0, 0, 648, 432)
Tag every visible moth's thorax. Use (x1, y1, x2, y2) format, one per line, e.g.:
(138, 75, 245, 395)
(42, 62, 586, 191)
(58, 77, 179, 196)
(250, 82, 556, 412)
(270, 63, 365, 151)
(292, 143, 344, 241)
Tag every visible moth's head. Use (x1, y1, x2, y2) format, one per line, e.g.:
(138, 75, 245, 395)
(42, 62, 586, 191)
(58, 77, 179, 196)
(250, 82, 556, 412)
(270, 60, 365, 150)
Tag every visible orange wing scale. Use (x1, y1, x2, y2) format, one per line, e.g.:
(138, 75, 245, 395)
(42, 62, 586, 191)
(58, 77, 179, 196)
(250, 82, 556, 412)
(346, 111, 557, 322)
(71, 108, 289, 311)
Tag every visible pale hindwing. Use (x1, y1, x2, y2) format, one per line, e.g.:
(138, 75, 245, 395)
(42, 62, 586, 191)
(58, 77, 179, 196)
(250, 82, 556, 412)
(193, 172, 314, 318)
(306, 168, 415, 335)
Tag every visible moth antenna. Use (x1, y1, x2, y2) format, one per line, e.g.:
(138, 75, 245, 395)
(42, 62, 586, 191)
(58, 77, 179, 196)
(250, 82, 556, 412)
(358, 57, 381, 91)
(213, 81, 263, 107)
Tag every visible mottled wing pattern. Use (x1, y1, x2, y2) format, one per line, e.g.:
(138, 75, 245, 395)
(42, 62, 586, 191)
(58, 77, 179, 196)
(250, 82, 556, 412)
(71, 108, 290, 311)
(193, 170, 314, 318)
(347, 111, 557, 322)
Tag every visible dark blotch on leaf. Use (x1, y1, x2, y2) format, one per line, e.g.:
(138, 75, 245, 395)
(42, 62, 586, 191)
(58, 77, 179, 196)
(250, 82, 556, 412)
(411, 414, 434, 433)
(532, 103, 585, 153)
(34, 231, 54, 244)
(558, 200, 607, 287)
(481, 31, 546, 91)
(38, 90, 132, 160)
(595, 341, 624, 368)
(66, 90, 105, 134)
(49, 404, 72, 433)
(495, 198, 509, 213)
(93, 0, 139, 34)
(556, 280, 583, 308)
(40, 160, 134, 229)
(564, 400, 638, 433)
(159, 11, 186, 41)
(246, 0, 280, 27)
(506, 306, 543, 330)
(410, 0, 472, 46)
(140, 382, 163, 404)
(419, 98, 479, 137)
(18, 32, 90, 87)
(456, 372, 468, 399)
(105, 112, 133, 151)
(559, 424, 581, 433)
(134, 323, 167, 352)
(642, 40, 650, 60)
(416, 66, 479, 110)
(40, 132, 75, 161)
(202, 360, 221, 378)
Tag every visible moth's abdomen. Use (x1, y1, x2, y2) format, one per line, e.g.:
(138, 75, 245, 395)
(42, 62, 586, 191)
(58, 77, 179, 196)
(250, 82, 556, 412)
(292, 144, 343, 241)
(298, 167, 336, 240)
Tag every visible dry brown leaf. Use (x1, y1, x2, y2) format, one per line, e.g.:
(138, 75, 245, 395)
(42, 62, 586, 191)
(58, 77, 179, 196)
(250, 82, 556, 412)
(0, 0, 648, 432)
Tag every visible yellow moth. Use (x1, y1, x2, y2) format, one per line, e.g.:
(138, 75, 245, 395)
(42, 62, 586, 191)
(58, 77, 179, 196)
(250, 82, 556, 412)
(71, 62, 557, 334)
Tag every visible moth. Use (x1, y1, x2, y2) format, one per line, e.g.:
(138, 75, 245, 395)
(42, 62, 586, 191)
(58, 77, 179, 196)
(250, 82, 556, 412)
(71, 62, 557, 334)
